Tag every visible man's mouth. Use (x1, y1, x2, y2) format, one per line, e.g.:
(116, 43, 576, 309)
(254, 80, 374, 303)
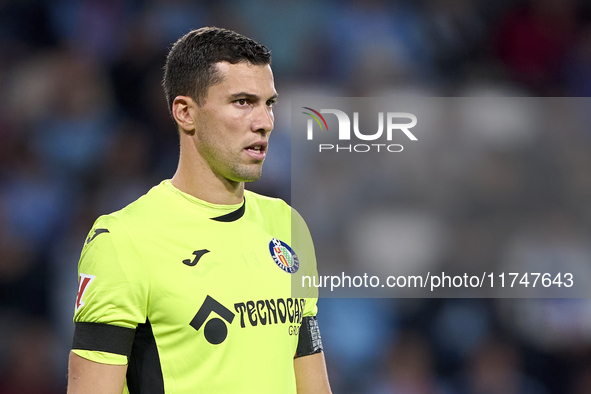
(244, 143, 267, 160)
(246, 145, 264, 153)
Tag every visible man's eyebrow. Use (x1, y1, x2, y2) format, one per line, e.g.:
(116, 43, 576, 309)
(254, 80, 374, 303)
(229, 92, 279, 101)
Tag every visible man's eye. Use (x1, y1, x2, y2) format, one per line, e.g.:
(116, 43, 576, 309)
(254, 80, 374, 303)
(266, 100, 276, 107)
(236, 99, 247, 105)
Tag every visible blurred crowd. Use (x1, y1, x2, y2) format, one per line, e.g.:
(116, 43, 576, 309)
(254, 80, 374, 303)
(1, 0, 591, 392)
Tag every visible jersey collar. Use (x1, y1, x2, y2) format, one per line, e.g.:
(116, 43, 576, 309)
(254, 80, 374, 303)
(210, 199, 246, 222)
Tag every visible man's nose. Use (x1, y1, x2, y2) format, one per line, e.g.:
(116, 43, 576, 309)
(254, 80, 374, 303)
(252, 105, 274, 133)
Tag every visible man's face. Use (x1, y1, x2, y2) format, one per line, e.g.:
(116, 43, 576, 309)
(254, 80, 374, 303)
(192, 61, 277, 184)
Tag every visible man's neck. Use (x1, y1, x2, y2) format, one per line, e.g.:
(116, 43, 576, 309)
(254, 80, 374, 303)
(172, 127, 248, 205)
(171, 164, 244, 205)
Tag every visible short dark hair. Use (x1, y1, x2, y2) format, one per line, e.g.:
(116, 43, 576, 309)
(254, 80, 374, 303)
(162, 27, 271, 111)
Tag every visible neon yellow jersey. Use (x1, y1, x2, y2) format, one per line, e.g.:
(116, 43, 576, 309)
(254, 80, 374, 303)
(72, 180, 318, 394)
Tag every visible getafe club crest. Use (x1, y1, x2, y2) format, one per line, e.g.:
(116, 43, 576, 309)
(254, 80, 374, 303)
(269, 237, 299, 274)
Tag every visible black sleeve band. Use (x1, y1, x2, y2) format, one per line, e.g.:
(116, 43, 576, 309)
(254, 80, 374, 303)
(72, 322, 136, 357)
(295, 316, 323, 358)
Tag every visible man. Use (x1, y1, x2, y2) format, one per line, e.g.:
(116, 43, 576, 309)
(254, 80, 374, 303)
(67, 27, 331, 394)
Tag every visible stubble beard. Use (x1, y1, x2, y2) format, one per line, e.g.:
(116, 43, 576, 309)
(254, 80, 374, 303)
(198, 138, 265, 184)
(229, 161, 264, 183)
(195, 119, 265, 184)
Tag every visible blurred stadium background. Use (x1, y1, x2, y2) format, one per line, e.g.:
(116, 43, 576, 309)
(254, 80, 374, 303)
(1, 0, 591, 392)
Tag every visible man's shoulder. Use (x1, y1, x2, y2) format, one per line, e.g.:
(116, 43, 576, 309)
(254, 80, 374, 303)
(244, 189, 289, 206)
(244, 189, 293, 216)
(243, 190, 312, 232)
(94, 181, 171, 229)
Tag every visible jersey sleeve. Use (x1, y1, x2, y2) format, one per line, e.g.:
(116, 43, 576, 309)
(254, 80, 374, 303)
(290, 208, 318, 317)
(72, 215, 149, 364)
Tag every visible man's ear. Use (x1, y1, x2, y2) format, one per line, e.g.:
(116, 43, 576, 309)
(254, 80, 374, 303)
(172, 96, 197, 135)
